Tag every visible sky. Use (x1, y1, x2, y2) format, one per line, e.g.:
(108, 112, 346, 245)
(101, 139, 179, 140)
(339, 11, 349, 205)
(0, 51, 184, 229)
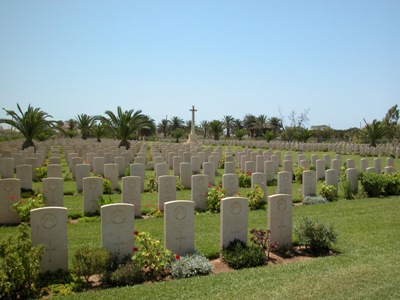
(0, 0, 399, 130)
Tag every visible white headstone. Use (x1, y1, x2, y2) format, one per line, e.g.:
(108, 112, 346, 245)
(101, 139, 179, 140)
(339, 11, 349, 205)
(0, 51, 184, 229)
(191, 174, 209, 210)
(0, 178, 21, 224)
(42, 177, 64, 206)
(268, 194, 292, 247)
(83, 177, 103, 214)
(122, 176, 142, 217)
(220, 197, 248, 249)
(158, 175, 177, 211)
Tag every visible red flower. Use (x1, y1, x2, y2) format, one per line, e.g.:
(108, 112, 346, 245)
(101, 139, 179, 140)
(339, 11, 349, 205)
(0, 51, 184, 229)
(134, 231, 139, 235)
(9, 195, 15, 200)
(133, 247, 138, 252)
(175, 254, 180, 260)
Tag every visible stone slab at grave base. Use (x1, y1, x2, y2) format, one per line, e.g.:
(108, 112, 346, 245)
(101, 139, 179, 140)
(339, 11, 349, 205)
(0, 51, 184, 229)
(184, 134, 199, 145)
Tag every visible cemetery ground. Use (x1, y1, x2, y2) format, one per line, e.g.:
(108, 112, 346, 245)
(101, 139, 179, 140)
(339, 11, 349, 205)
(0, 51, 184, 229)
(0, 148, 400, 299)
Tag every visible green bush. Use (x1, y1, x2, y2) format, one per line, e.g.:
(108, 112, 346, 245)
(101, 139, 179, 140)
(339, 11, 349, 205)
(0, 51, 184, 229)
(106, 261, 145, 287)
(238, 172, 251, 188)
(13, 193, 45, 222)
(207, 185, 225, 212)
(247, 185, 265, 210)
(34, 166, 47, 182)
(319, 182, 338, 202)
(293, 166, 306, 183)
(222, 239, 266, 270)
(169, 252, 213, 279)
(383, 173, 400, 196)
(132, 231, 175, 281)
(360, 172, 386, 197)
(72, 246, 111, 283)
(340, 181, 354, 200)
(0, 224, 44, 300)
(294, 217, 338, 254)
(102, 178, 113, 194)
(38, 270, 84, 297)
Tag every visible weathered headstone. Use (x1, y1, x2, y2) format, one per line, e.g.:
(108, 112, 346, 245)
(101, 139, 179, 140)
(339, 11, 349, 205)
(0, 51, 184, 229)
(16, 164, 32, 190)
(30, 207, 68, 272)
(173, 156, 183, 176)
(220, 197, 248, 250)
(191, 174, 209, 210)
(268, 194, 292, 247)
(346, 168, 358, 193)
(47, 164, 62, 178)
(101, 203, 135, 261)
(93, 156, 105, 175)
(203, 162, 215, 185)
(180, 162, 192, 189)
(76, 164, 90, 192)
(158, 175, 177, 211)
(104, 163, 119, 190)
(302, 170, 316, 197)
(130, 163, 145, 192)
(0, 178, 21, 224)
(83, 177, 103, 214)
(222, 174, 239, 197)
(1, 157, 14, 179)
(277, 171, 292, 195)
(164, 200, 195, 255)
(42, 178, 64, 207)
(122, 176, 142, 217)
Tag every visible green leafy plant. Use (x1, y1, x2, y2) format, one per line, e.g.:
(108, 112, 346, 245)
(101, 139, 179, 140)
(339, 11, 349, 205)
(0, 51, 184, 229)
(145, 208, 164, 218)
(294, 217, 338, 254)
(293, 166, 306, 183)
(360, 172, 385, 197)
(34, 166, 47, 182)
(13, 193, 45, 222)
(102, 178, 113, 194)
(146, 176, 158, 193)
(38, 270, 84, 297)
(176, 176, 184, 191)
(0, 224, 44, 299)
(222, 239, 266, 270)
(319, 182, 338, 202)
(169, 252, 213, 279)
(105, 261, 145, 287)
(249, 229, 278, 260)
(340, 181, 355, 200)
(247, 184, 265, 210)
(132, 231, 175, 281)
(383, 172, 400, 196)
(72, 246, 111, 283)
(97, 195, 114, 208)
(238, 172, 251, 188)
(206, 184, 226, 212)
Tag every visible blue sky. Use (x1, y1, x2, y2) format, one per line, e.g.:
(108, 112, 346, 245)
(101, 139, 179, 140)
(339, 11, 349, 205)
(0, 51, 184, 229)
(0, 0, 399, 130)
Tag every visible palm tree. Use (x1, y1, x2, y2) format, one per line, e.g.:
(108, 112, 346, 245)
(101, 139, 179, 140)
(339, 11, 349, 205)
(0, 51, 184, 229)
(171, 128, 185, 143)
(169, 116, 184, 132)
(208, 120, 224, 140)
(0, 103, 57, 151)
(222, 115, 234, 138)
(253, 114, 269, 138)
(243, 114, 257, 137)
(92, 123, 107, 143)
(362, 119, 386, 147)
(75, 114, 96, 140)
(157, 118, 170, 138)
(200, 120, 210, 138)
(268, 116, 283, 134)
(138, 115, 156, 139)
(100, 106, 148, 149)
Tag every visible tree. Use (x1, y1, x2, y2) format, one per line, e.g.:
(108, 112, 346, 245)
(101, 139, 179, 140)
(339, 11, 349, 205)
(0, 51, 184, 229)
(157, 118, 170, 138)
(92, 123, 107, 143)
(75, 114, 96, 140)
(100, 106, 148, 149)
(171, 128, 185, 143)
(222, 115, 234, 138)
(253, 114, 269, 138)
(243, 114, 257, 137)
(0, 103, 58, 151)
(362, 119, 386, 147)
(208, 120, 224, 140)
(138, 115, 156, 139)
(310, 125, 334, 142)
(199, 120, 210, 138)
(268, 116, 283, 133)
(382, 104, 399, 141)
(169, 116, 184, 132)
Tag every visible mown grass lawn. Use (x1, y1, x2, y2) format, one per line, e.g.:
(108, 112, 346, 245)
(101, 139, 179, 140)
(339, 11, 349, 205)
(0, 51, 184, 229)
(57, 196, 400, 300)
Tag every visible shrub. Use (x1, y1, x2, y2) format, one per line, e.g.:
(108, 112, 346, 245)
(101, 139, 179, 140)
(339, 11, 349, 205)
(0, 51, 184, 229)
(13, 193, 45, 222)
(38, 270, 84, 297)
(293, 166, 306, 183)
(383, 173, 400, 196)
(97, 195, 114, 210)
(132, 231, 175, 281)
(247, 185, 265, 210)
(34, 166, 47, 182)
(169, 252, 213, 279)
(102, 178, 113, 194)
(146, 176, 158, 193)
(106, 261, 145, 287)
(0, 224, 44, 299)
(360, 172, 386, 197)
(319, 182, 338, 202)
(222, 239, 266, 270)
(294, 217, 338, 254)
(249, 229, 278, 260)
(238, 172, 251, 188)
(176, 177, 184, 191)
(207, 185, 225, 212)
(72, 246, 111, 283)
(302, 195, 329, 205)
(340, 181, 354, 200)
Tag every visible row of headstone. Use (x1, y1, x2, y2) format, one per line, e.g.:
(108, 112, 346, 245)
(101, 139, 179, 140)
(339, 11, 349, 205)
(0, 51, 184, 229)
(29, 194, 292, 272)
